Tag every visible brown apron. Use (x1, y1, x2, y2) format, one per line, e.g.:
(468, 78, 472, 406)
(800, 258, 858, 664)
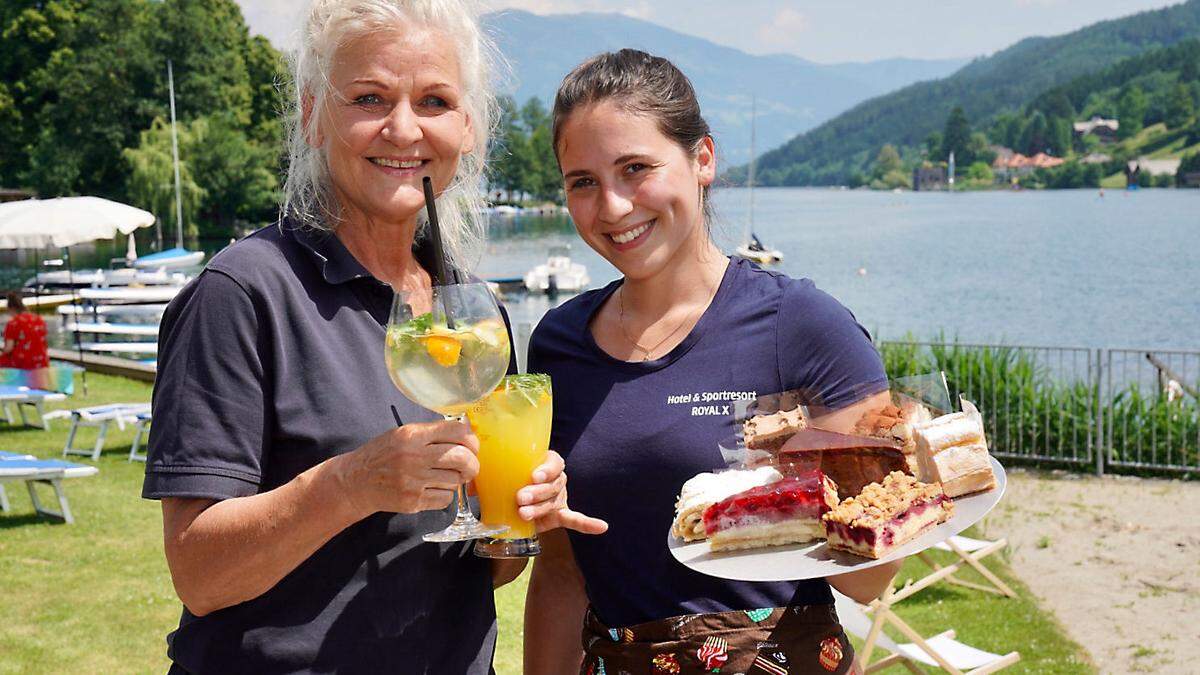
(580, 604, 861, 675)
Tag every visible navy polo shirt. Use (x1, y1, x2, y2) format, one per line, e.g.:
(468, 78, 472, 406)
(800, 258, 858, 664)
(528, 257, 888, 627)
(143, 221, 508, 674)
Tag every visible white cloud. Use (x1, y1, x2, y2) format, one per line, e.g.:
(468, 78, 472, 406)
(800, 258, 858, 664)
(754, 8, 809, 52)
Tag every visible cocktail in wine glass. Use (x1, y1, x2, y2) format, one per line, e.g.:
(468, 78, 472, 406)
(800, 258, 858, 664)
(385, 282, 512, 542)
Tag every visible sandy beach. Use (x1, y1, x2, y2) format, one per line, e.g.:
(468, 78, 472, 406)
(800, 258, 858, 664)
(983, 469, 1200, 674)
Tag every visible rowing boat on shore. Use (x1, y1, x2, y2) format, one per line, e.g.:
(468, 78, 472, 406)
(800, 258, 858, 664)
(57, 303, 169, 318)
(77, 287, 182, 304)
(65, 322, 159, 337)
(78, 341, 158, 355)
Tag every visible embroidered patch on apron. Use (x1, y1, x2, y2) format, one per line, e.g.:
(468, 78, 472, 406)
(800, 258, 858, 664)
(744, 608, 773, 623)
(608, 628, 621, 642)
(697, 636, 730, 671)
(750, 653, 789, 675)
(652, 652, 681, 674)
(819, 637, 843, 672)
(621, 627, 636, 643)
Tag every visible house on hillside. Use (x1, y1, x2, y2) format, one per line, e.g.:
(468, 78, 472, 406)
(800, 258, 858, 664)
(1129, 157, 1182, 177)
(992, 151, 1065, 178)
(1074, 116, 1119, 144)
(1080, 153, 1111, 165)
(912, 165, 948, 191)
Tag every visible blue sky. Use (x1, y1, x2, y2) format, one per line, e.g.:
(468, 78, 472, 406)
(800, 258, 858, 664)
(237, 0, 1182, 62)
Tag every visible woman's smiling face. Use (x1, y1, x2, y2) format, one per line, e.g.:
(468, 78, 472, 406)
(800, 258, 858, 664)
(318, 26, 474, 225)
(556, 101, 716, 281)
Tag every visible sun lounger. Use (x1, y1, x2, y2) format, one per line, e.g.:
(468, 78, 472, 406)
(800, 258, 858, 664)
(0, 385, 67, 430)
(127, 411, 152, 462)
(0, 365, 78, 429)
(834, 585, 1021, 674)
(0, 455, 98, 524)
(0, 450, 35, 511)
(43, 403, 152, 461)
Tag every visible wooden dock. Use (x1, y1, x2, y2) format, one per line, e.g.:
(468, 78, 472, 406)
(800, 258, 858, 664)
(1, 294, 76, 311)
(48, 348, 156, 383)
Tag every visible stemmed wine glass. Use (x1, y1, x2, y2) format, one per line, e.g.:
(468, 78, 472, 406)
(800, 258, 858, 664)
(385, 282, 512, 542)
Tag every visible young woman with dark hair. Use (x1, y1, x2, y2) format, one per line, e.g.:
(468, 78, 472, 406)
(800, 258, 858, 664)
(524, 49, 898, 674)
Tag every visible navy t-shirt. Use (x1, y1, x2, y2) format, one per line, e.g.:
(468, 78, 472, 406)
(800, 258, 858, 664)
(143, 222, 508, 674)
(528, 257, 888, 627)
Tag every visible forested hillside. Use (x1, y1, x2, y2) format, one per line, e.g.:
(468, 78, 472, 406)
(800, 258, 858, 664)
(742, 0, 1200, 186)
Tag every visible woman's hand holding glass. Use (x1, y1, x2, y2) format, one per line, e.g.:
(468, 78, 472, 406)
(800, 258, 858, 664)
(337, 420, 481, 517)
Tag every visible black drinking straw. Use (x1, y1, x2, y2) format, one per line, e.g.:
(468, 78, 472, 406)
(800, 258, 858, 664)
(422, 176, 457, 328)
(391, 404, 404, 427)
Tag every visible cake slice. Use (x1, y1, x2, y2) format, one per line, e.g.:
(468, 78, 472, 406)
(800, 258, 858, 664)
(822, 472, 954, 559)
(776, 429, 909, 498)
(702, 469, 839, 552)
(913, 400, 996, 497)
(742, 407, 807, 452)
(672, 467, 783, 542)
(852, 403, 920, 473)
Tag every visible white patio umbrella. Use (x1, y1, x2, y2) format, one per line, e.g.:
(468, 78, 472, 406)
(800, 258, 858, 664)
(0, 196, 155, 249)
(0, 197, 157, 393)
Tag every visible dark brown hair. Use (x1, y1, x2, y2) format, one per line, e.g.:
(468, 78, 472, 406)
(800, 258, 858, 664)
(5, 291, 24, 312)
(552, 49, 714, 215)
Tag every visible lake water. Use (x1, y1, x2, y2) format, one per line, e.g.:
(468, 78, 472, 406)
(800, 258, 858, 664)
(9, 188, 1199, 352)
(482, 188, 1200, 350)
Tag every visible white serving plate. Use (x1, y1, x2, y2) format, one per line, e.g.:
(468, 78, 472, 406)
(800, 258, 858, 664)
(668, 458, 1006, 582)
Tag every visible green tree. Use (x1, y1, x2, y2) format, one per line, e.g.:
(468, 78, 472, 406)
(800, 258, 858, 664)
(1182, 54, 1199, 83)
(1047, 116, 1073, 156)
(940, 106, 972, 164)
(872, 144, 903, 178)
(1042, 90, 1076, 121)
(1117, 85, 1148, 139)
(966, 161, 994, 183)
(123, 118, 206, 236)
(1165, 82, 1195, 130)
(488, 95, 532, 201)
(967, 132, 996, 165)
(1019, 112, 1049, 155)
(527, 123, 560, 201)
(187, 115, 280, 233)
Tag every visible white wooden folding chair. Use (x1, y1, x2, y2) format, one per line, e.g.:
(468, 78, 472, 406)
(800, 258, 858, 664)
(897, 536, 1017, 602)
(834, 589, 1021, 675)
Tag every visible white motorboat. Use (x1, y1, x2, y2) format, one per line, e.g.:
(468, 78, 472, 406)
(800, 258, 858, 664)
(132, 246, 204, 270)
(524, 246, 590, 294)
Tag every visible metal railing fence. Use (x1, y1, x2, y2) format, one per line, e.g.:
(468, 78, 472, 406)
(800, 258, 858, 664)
(1104, 349, 1200, 473)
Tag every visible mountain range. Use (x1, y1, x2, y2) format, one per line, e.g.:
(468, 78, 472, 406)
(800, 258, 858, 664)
(745, 0, 1200, 185)
(483, 10, 968, 166)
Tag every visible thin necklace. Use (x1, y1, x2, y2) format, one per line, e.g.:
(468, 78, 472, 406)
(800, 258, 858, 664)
(617, 280, 716, 362)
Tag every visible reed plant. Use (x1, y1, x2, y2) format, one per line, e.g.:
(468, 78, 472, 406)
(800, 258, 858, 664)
(880, 339, 1198, 476)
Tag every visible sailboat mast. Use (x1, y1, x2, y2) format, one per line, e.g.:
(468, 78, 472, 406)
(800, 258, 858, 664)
(748, 96, 756, 236)
(168, 60, 184, 250)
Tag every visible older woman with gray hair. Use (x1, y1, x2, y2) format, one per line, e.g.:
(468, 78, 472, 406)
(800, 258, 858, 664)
(142, 1, 604, 672)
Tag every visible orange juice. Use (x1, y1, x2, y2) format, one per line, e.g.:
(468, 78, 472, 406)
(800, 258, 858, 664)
(468, 374, 552, 539)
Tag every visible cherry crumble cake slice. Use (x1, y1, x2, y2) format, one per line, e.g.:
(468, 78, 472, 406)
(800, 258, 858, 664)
(822, 472, 954, 559)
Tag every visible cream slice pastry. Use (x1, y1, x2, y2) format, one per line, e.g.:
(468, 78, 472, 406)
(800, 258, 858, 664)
(913, 400, 996, 498)
(742, 407, 807, 452)
(822, 472, 954, 559)
(702, 469, 839, 552)
(672, 466, 783, 542)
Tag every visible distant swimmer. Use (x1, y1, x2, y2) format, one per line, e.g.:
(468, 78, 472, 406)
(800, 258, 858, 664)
(858, 267, 868, 276)
(1098, 188, 1105, 198)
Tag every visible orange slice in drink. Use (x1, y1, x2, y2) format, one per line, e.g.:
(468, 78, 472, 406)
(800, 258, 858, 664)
(422, 334, 462, 367)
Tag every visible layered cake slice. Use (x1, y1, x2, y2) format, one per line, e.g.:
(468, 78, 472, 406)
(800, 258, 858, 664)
(913, 400, 996, 497)
(702, 469, 839, 552)
(852, 403, 920, 473)
(672, 467, 783, 542)
(776, 429, 909, 498)
(742, 407, 807, 452)
(822, 472, 954, 559)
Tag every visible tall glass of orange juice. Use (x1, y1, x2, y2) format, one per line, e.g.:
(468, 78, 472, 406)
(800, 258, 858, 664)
(467, 373, 552, 558)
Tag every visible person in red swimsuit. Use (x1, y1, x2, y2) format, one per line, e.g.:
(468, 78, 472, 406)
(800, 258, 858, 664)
(1, 292, 49, 370)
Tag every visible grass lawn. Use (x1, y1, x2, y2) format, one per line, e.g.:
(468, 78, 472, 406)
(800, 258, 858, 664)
(2, 373, 1093, 673)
